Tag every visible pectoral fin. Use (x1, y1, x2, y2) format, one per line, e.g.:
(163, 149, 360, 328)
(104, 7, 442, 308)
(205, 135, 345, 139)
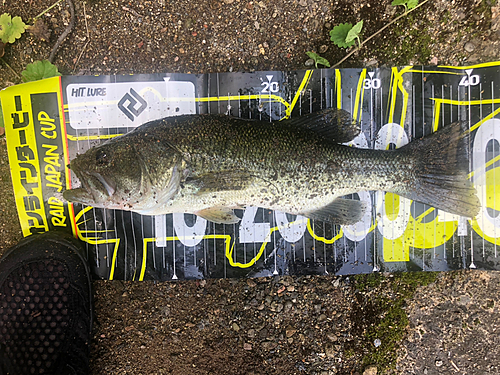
(195, 207, 241, 224)
(301, 198, 366, 225)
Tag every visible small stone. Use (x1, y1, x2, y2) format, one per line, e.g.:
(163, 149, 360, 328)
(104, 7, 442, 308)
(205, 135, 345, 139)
(464, 41, 475, 53)
(243, 343, 252, 350)
(261, 341, 277, 350)
(319, 45, 328, 53)
(223, 0, 234, 3)
(287, 285, 295, 292)
(305, 58, 315, 67)
(254, 21, 260, 30)
(374, 338, 381, 347)
(247, 279, 257, 288)
(458, 295, 471, 305)
(333, 278, 340, 287)
(327, 333, 338, 342)
(232, 323, 240, 332)
(363, 366, 377, 375)
(435, 360, 443, 367)
(325, 344, 335, 358)
(286, 327, 297, 337)
(259, 328, 268, 338)
(248, 329, 255, 338)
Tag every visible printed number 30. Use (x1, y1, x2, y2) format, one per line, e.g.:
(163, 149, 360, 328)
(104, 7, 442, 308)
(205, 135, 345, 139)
(363, 78, 381, 90)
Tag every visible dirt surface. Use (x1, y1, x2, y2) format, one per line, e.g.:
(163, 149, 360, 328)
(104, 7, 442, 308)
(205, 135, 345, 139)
(1, 0, 500, 374)
(396, 271, 500, 375)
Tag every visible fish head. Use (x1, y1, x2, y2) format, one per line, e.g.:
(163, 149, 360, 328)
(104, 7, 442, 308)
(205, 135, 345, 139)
(63, 141, 147, 209)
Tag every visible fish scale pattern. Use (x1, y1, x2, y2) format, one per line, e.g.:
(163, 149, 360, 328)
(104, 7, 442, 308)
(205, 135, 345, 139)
(0, 259, 71, 374)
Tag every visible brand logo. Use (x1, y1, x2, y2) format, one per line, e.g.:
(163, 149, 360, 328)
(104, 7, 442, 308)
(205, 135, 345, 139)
(117, 88, 147, 121)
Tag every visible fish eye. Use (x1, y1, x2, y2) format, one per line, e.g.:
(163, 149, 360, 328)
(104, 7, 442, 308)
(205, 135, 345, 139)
(96, 149, 109, 166)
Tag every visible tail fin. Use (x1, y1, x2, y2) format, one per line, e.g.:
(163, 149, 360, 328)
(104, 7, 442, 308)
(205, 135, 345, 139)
(397, 121, 480, 218)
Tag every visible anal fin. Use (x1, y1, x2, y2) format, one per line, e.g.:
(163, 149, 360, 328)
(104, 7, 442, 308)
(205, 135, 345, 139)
(301, 198, 366, 225)
(195, 207, 241, 224)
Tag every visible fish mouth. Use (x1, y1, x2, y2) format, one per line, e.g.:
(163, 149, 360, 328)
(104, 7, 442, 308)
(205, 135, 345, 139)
(63, 168, 117, 206)
(90, 172, 116, 197)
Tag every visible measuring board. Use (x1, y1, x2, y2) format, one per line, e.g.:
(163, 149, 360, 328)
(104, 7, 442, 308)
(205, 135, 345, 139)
(1, 63, 500, 280)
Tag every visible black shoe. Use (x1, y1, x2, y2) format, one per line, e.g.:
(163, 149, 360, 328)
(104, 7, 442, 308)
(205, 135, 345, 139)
(0, 231, 92, 375)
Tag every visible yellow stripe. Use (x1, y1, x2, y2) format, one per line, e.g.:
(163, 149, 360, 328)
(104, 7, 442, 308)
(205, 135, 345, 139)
(468, 154, 500, 180)
(433, 102, 441, 132)
(398, 66, 412, 127)
(388, 68, 398, 124)
(414, 207, 435, 224)
(74, 206, 121, 280)
(196, 93, 290, 110)
(430, 98, 500, 133)
(285, 70, 314, 118)
(388, 66, 411, 125)
(352, 69, 366, 122)
(306, 220, 344, 244)
(431, 98, 500, 106)
(335, 69, 342, 109)
(406, 69, 462, 75)
(67, 133, 123, 141)
(438, 61, 500, 69)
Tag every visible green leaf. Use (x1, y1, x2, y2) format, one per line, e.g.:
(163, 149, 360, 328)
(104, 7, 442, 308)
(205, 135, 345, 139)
(330, 23, 356, 49)
(21, 60, 62, 83)
(306, 52, 331, 68)
(391, 0, 407, 5)
(345, 20, 363, 44)
(407, 0, 419, 9)
(0, 13, 27, 44)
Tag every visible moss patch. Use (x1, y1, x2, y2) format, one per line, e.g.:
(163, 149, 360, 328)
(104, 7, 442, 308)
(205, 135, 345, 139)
(349, 272, 438, 374)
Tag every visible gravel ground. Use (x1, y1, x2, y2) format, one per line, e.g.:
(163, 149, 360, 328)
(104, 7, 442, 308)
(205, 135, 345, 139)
(396, 271, 500, 375)
(1, 0, 500, 374)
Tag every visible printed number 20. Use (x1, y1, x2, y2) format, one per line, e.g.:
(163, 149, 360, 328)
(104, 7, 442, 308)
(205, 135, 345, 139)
(262, 81, 279, 93)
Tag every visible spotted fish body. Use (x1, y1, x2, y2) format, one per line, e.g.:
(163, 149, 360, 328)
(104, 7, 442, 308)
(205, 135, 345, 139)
(63, 109, 480, 224)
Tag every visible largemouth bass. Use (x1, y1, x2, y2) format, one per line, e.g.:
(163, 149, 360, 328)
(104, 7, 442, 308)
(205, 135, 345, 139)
(63, 109, 480, 224)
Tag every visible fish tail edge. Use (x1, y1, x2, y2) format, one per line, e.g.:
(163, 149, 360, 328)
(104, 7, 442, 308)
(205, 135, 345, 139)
(397, 121, 480, 218)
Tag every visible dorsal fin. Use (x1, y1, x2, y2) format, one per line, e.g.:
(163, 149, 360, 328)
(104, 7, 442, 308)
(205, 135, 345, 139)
(282, 108, 360, 143)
